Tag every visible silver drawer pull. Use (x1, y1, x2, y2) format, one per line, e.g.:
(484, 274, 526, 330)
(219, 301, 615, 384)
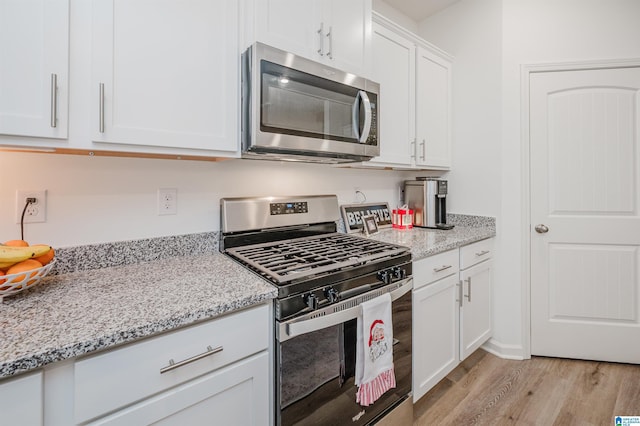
(99, 83, 105, 133)
(50, 73, 57, 128)
(475, 250, 490, 257)
(433, 264, 452, 273)
(160, 345, 223, 374)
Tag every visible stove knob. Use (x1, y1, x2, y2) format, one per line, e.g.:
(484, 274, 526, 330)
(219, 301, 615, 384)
(304, 293, 319, 310)
(325, 287, 340, 303)
(377, 270, 392, 285)
(393, 267, 406, 280)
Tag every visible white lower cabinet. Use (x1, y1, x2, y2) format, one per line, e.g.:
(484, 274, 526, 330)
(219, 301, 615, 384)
(75, 304, 270, 425)
(0, 304, 271, 426)
(412, 239, 493, 402)
(0, 370, 44, 425)
(459, 255, 493, 360)
(87, 352, 268, 426)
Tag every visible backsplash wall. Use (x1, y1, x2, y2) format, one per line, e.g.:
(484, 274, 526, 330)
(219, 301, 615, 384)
(0, 151, 426, 247)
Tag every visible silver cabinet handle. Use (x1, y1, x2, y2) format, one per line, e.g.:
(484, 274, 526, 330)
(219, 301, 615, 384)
(475, 250, 490, 257)
(457, 280, 463, 307)
(317, 23, 324, 56)
(433, 264, 452, 273)
(464, 277, 471, 302)
(326, 26, 333, 59)
(50, 74, 57, 128)
(160, 345, 223, 374)
(99, 83, 105, 133)
(410, 139, 416, 159)
(420, 139, 426, 160)
(535, 224, 549, 234)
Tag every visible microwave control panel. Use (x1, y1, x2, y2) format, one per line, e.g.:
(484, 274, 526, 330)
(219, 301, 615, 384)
(270, 202, 308, 215)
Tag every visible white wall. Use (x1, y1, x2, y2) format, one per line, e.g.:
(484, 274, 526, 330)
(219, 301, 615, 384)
(417, 0, 640, 356)
(0, 152, 417, 247)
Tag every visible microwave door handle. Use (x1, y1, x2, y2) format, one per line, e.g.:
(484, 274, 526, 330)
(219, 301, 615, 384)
(352, 91, 362, 141)
(359, 91, 372, 143)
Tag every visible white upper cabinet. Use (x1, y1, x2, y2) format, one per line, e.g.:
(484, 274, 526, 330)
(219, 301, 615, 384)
(0, 0, 69, 139)
(91, 0, 238, 154)
(362, 14, 452, 170)
(250, 0, 372, 77)
(415, 47, 452, 169)
(368, 21, 415, 167)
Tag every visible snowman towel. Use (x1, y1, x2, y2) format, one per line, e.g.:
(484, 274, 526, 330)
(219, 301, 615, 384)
(355, 292, 396, 406)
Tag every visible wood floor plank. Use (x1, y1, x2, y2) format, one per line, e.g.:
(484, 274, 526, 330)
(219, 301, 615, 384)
(414, 351, 640, 426)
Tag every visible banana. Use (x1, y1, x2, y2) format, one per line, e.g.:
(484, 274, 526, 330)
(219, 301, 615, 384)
(0, 245, 51, 264)
(30, 244, 53, 257)
(0, 260, 17, 269)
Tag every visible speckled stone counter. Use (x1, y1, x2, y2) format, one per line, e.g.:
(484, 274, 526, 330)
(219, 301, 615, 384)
(367, 214, 496, 260)
(0, 253, 276, 378)
(0, 214, 494, 380)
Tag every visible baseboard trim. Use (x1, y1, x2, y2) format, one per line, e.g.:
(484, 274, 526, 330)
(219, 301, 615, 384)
(481, 338, 528, 360)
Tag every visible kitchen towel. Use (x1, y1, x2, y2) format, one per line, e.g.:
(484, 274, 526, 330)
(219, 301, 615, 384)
(355, 292, 396, 406)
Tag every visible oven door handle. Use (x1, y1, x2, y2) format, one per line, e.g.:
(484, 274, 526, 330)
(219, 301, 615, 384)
(278, 279, 412, 342)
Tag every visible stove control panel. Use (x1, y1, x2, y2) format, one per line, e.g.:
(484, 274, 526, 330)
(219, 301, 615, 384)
(270, 202, 308, 215)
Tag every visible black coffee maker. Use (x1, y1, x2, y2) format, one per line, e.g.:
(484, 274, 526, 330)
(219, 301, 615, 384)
(403, 178, 454, 229)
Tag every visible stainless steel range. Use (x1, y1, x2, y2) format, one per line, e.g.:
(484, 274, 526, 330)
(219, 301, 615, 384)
(220, 195, 413, 426)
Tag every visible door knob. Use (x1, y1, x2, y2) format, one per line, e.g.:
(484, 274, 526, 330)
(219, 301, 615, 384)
(535, 224, 549, 233)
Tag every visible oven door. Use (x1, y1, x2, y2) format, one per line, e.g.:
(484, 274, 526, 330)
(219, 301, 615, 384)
(276, 279, 412, 426)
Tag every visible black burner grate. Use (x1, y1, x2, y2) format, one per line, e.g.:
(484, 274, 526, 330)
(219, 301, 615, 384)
(225, 233, 408, 284)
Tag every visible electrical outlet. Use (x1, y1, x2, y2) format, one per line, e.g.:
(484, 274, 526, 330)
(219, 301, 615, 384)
(15, 190, 47, 223)
(157, 188, 177, 215)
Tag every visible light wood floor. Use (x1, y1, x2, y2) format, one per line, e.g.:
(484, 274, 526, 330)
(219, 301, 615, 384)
(413, 350, 640, 425)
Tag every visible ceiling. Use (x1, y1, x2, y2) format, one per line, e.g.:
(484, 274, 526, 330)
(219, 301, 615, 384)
(382, 0, 461, 22)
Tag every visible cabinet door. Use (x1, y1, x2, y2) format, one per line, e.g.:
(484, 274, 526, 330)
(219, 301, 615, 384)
(0, 0, 68, 139)
(323, 0, 371, 77)
(253, 0, 322, 62)
(253, 0, 371, 76)
(91, 0, 238, 153)
(88, 352, 269, 426)
(459, 259, 492, 360)
(0, 371, 43, 426)
(415, 47, 451, 169)
(367, 22, 415, 167)
(413, 274, 460, 402)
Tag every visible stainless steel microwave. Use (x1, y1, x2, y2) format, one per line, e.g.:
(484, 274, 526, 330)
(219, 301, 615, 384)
(241, 43, 380, 163)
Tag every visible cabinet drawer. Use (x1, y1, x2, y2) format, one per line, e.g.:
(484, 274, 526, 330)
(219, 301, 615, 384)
(75, 304, 269, 424)
(460, 238, 493, 270)
(413, 249, 459, 290)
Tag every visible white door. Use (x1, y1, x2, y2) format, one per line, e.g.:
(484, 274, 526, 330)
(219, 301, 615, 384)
(459, 259, 492, 360)
(368, 22, 415, 167)
(91, 0, 238, 152)
(415, 47, 451, 169)
(530, 66, 640, 363)
(0, 0, 68, 139)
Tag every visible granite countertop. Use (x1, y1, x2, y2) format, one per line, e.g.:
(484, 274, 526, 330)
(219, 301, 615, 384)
(0, 252, 276, 379)
(365, 213, 496, 260)
(369, 224, 496, 260)
(0, 215, 495, 380)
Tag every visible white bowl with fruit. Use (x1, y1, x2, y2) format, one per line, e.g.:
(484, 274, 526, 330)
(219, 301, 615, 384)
(0, 240, 56, 301)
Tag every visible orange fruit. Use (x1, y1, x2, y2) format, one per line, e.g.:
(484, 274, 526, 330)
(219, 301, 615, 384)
(3, 239, 29, 247)
(33, 247, 55, 266)
(6, 259, 43, 288)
